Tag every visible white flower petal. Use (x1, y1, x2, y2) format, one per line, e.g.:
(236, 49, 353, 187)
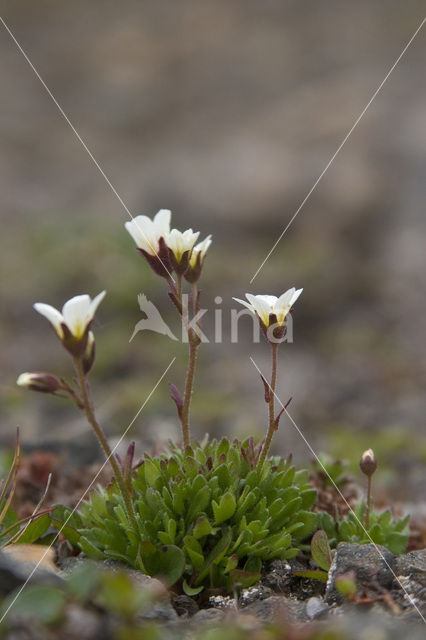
(89, 290, 107, 319)
(33, 302, 64, 338)
(275, 288, 295, 310)
(17, 373, 35, 387)
(167, 227, 200, 261)
(256, 295, 278, 307)
(125, 216, 157, 255)
(245, 294, 271, 325)
(153, 209, 171, 238)
(194, 235, 212, 256)
(62, 295, 92, 338)
(290, 287, 303, 306)
(232, 297, 254, 312)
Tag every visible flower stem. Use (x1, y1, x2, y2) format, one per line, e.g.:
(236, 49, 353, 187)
(181, 334, 198, 448)
(257, 342, 278, 470)
(177, 283, 200, 448)
(176, 273, 182, 301)
(74, 358, 139, 537)
(365, 475, 372, 530)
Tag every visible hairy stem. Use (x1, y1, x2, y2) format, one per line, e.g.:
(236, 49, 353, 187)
(74, 358, 139, 536)
(257, 341, 278, 470)
(176, 273, 182, 301)
(181, 335, 198, 448)
(365, 475, 372, 530)
(178, 283, 200, 448)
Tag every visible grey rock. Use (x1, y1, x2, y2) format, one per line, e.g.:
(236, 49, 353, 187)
(239, 585, 273, 607)
(305, 596, 329, 619)
(325, 542, 397, 604)
(394, 550, 426, 617)
(242, 595, 307, 623)
(59, 556, 177, 622)
(191, 608, 226, 624)
(172, 594, 199, 617)
(60, 604, 104, 640)
(261, 560, 292, 592)
(331, 609, 426, 640)
(395, 549, 426, 585)
(0, 549, 63, 597)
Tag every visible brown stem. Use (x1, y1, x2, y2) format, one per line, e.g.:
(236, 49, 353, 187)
(74, 358, 139, 537)
(172, 281, 200, 448)
(365, 475, 372, 530)
(181, 335, 198, 448)
(176, 273, 182, 301)
(257, 341, 278, 470)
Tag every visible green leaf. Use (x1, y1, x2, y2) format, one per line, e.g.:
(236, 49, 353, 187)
(98, 572, 148, 617)
(1, 585, 66, 624)
(223, 554, 238, 574)
(311, 529, 332, 571)
(292, 511, 316, 540)
(182, 579, 204, 596)
(335, 571, 357, 597)
(195, 529, 233, 585)
(187, 485, 211, 521)
(316, 512, 337, 539)
(338, 520, 355, 540)
(385, 532, 409, 555)
(228, 568, 261, 589)
(193, 516, 213, 539)
(212, 492, 236, 525)
(140, 543, 185, 586)
(184, 535, 205, 571)
(66, 561, 101, 602)
(292, 569, 329, 582)
(144, 458, 161, 486)
(369, 523, 384, 545)
(15, 514, 51, 544)
(79, 536, 106, 560)
(300, 488, 317, 510)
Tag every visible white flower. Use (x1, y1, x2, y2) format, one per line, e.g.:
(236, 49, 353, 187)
(166, 228, 200, 263)
(233, 288, 303, 326)
(124, 209, 171, 256)
(34, 291, 106, 340)
(189, 235, 212, 268)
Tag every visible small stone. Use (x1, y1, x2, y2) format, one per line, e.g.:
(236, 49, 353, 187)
(239, 585, 273, 607)
(395, 550, 426, 585)
(0, 548, 63, 597)
(192, 608, 226, 623)
(261, 559, 292, 592)
(305, 596, 328, 619)
(242, 595, 307, 623)
(172, 594, 199, 617)
(325, 542, 397, 605)
(61, 604, 102, 639)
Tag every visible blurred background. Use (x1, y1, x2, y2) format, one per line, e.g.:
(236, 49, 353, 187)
(1, 0, 425, 501)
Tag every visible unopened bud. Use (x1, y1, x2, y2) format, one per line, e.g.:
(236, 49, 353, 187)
(17, 372, 61, 394)
(359, 448, 377, 477)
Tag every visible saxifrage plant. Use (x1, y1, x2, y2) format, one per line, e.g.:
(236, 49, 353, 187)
(17, 207, 315, 591)
(316, 449, 409, 555)
(72, 438, 316, 592)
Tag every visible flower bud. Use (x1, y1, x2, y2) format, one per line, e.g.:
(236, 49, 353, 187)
(17, 372, 62, 394)
(359, 448, 377, 477)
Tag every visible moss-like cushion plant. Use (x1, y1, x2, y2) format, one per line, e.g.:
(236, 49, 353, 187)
(56, 438, 316, 593)
(316, 500, 409, 555)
